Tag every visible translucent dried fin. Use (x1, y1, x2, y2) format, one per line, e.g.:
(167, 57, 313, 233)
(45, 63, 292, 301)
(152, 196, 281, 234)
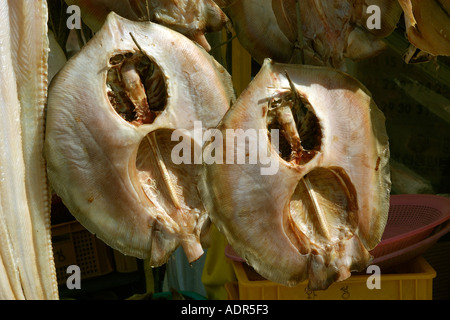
(398, 0, 450, 56)
(223, 0, 294, 64)
(345, 27, 387, 61)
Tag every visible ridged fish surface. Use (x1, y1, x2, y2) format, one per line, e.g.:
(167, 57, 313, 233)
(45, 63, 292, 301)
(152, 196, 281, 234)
(0, 0, 58, 299)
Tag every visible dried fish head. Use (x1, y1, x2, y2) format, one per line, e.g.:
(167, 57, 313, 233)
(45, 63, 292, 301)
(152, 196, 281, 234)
(66, 0, 229, 51)
(45, 13, 234, 265)
(199, 59, 391, 290)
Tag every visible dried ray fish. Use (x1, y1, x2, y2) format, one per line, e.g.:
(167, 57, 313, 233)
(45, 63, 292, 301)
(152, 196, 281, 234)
(45, 13, 234, 265)
(199, 60, 391, 290)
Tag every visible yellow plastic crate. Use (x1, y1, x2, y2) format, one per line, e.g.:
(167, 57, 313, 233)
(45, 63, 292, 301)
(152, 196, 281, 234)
(229, 256, 436, 300)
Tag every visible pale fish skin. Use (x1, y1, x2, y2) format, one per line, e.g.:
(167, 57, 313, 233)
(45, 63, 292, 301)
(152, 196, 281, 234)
(0, 0, 58, 299)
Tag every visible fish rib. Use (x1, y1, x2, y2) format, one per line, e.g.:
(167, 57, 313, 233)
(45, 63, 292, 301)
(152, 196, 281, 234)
(301, 176, 331, 240)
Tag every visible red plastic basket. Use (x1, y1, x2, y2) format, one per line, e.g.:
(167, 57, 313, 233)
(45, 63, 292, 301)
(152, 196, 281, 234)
(372, 220, 450, 271)
(370, 194, 450, 258)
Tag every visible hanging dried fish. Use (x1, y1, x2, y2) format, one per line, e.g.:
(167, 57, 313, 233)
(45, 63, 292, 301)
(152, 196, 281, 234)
(272, 0, 360, 67)
(218, 0, 403, 68)
(45, 13, 234, 265)
(66, 0, 229, 51)
(199, 59, 391, 290)
(0, 0, 58, 299)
